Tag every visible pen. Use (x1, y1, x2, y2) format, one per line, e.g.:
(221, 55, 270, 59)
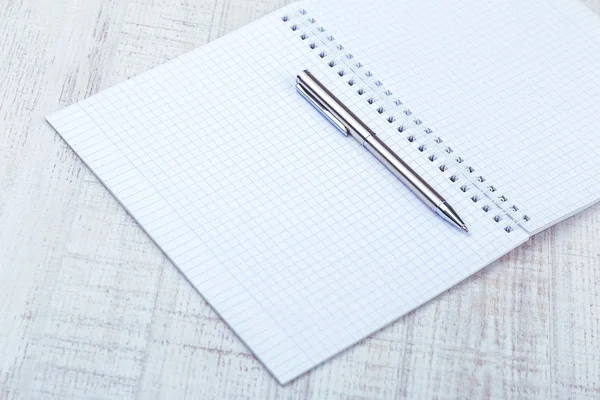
(296, 70, 469, 232)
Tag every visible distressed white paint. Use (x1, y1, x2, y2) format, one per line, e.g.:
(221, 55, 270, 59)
(1, 0, 600, 398)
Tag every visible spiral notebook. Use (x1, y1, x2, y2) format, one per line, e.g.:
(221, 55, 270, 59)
(47, 0, 600, 384)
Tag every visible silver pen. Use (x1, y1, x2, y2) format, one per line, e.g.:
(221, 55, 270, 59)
(296, 70, 468, 232)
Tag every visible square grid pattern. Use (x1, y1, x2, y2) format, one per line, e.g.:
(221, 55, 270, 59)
(48, 2, 532, 383)
(305, 0, 600, 234)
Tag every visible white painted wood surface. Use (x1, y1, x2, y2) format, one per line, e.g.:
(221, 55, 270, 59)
(1, 0, 600, 398)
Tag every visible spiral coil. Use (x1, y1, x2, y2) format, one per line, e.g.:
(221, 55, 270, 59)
(282, 9, 531, 233)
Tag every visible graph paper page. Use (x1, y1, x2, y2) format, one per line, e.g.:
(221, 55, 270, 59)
(47, 3, 528, 383)
(306, 0, 600, 234)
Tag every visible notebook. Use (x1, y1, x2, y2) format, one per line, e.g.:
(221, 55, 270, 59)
(47, 0, 600, 384)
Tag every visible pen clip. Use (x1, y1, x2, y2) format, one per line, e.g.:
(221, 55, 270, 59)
(296, 80, 348, 137)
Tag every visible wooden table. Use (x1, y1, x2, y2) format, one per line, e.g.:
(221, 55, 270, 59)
(2, 0, 600, 398)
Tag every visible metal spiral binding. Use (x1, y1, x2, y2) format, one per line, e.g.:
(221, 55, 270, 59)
(281, 8, 532, 233)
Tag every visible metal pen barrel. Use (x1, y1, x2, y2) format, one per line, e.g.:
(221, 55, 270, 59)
(297, 69, 468, 232)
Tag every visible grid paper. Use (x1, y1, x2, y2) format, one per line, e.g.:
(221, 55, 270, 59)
(43, 0, 573, 383)
(305, 0, 600, 234)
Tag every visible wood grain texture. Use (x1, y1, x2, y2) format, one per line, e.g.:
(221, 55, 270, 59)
(1, 0, 599, 398)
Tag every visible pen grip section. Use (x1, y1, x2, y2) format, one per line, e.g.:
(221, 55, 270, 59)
(363, 137, 439, 210)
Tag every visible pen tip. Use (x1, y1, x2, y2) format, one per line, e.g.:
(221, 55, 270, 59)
(436, 202, 469, 233)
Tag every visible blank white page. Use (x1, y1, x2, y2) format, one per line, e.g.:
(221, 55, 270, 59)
(306, 0, 600, 234)
(48, 3, 528, 383)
